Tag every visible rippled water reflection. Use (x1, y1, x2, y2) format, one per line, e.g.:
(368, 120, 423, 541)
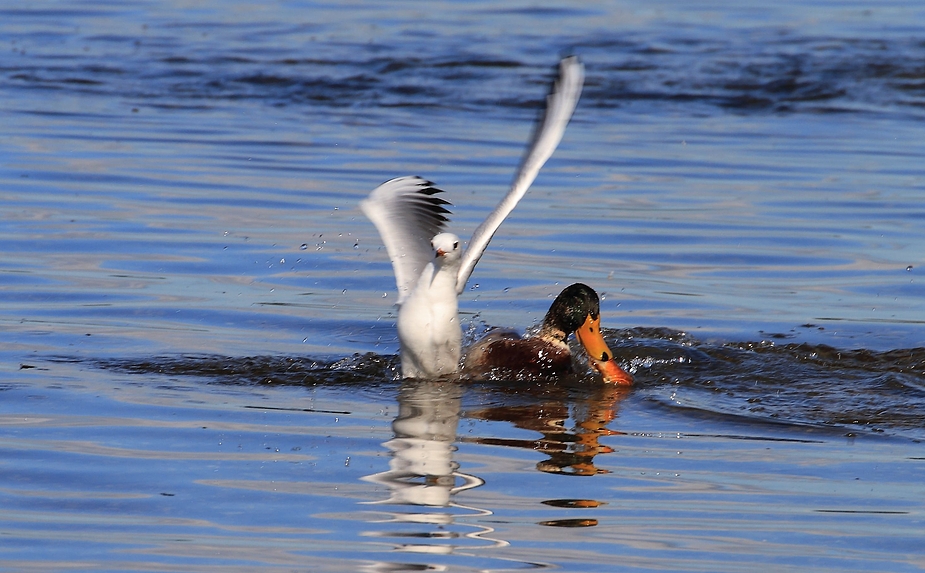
(4, 354, 924, 571)
(2, 0, 925, 570)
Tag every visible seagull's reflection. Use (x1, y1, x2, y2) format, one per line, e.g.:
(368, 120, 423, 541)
(362, 379, 506, 558)
(364, 380, 482, 505)
(465, 384, 632, 476)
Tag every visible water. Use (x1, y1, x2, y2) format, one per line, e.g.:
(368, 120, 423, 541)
(2, 0, 925, 570)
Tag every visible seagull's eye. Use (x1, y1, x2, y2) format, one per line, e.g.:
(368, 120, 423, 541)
(453, 241, 459, 249)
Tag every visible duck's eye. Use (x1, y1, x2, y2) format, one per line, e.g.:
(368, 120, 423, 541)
(453, 241, 459, 249)
(600, 351, 610, 362)
(588, 326, 594, 333)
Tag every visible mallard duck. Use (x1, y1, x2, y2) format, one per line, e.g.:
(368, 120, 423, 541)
(361, 57, 584, 378)
(464, 283, 634, 385)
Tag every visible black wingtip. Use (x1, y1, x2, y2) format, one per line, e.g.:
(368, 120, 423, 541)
(404, 177, 454, 231)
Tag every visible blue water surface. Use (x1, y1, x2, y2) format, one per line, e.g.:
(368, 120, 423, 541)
(1, 0, 924, 571)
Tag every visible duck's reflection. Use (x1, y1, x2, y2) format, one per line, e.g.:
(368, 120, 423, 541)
(465, 384, 632, 476)
(362, 379, 506, 558)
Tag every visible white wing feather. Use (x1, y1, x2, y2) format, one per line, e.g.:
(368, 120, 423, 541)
(360, 176, 451, 305)
(455, 56, 584, 294)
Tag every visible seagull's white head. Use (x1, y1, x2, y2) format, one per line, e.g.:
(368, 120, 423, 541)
(432, 232, 461, 265)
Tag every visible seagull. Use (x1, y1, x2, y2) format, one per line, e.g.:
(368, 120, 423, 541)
(361, 56, 584, 379)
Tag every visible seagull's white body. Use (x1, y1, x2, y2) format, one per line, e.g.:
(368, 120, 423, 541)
(361, 57, 584, 379)
(395, 233, 462, 378)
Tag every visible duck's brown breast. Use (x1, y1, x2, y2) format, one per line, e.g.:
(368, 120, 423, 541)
(467, 336, 572, 375)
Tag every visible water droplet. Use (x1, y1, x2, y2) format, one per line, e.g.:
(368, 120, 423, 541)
(906, 265, 913, 272)
(280, 258, 285, 264)
(382, 292, 388, 298)
(470, 283, 480, 290)
(300, 244, 308, 250)
(503, 287, 510, 293)
(342, 289, 347, 294)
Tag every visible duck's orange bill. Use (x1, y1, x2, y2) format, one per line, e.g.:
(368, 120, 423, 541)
(575, 314, 634, 386)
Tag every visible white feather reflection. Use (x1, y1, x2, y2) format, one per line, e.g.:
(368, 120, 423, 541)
(361, 380, 509, 557)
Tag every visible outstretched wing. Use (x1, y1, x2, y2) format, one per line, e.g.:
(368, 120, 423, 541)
(360, 176, 451, 305)
(455, 56, 584, 294)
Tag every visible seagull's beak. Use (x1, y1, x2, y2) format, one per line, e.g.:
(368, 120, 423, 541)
(575, 314, 634, 385)
(435, 248, 447, 258)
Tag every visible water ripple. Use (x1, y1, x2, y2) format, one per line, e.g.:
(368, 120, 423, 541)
(87, 327, 925, 440)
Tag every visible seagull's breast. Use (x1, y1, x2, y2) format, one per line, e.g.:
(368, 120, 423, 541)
(396, 261, 462, 377)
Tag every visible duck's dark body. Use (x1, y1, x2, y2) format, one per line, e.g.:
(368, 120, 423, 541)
(463, 329, 572, 376)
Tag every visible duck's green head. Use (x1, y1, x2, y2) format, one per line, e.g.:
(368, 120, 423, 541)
(544, 283, 633, 385)
(544, 283, 601, 335)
